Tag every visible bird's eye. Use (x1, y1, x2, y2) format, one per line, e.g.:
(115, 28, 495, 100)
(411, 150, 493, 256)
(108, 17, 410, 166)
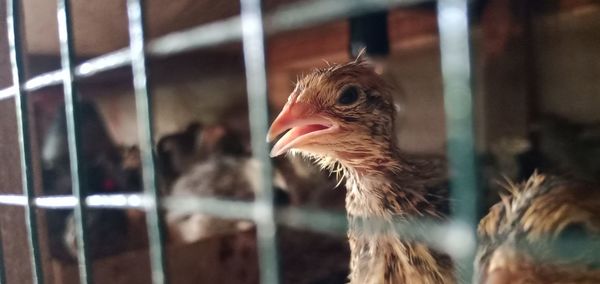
(337, 86, 360, 106)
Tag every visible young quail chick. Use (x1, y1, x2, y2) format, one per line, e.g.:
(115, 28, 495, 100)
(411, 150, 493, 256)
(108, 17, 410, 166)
(268, 54, 453, 284)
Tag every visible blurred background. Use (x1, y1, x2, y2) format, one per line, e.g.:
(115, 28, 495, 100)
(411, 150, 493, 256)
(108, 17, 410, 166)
(0, 0, 598, 283)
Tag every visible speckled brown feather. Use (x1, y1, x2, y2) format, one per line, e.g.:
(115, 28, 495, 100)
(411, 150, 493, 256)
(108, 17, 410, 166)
(280, 56, 455, 284)
(476, 173, 600, 283)
(343, 154, 453, 284)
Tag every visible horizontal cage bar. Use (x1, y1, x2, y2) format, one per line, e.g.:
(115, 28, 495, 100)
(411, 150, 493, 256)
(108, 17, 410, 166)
(0, 191, 595, 265)
(0, 0, 431, 100)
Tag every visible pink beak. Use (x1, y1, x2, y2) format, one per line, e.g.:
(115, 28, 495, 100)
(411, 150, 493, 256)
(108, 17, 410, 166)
(267, 101, 336, 157)
(483, 268, 518, 284)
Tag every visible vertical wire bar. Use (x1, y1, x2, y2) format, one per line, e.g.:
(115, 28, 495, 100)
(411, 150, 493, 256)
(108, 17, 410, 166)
(6, 0, 45, 283)
(0, 226, 7, 284)
(57, 0, 93, 282)
(126, 0, 168, 283)
(239, 0, 279, 283)
(437, 0, 478, 281)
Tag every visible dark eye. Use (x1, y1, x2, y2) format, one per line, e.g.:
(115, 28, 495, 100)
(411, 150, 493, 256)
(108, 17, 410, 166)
(337, 86, 360, 105)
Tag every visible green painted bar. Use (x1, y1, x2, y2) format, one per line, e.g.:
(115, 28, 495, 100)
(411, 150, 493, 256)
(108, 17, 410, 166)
(437, 0, 479, 282)
(239, 0, 280, 283)
(56, 0, 94, 282)
(6, 0, 45, 283)
(0, 227, 6, 284)
(126, 0, 168, 283)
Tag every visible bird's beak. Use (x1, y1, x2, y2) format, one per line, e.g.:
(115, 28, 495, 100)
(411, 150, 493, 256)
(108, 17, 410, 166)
(482, 247, 521, 284)
(267, 101, 336, 157)
(483, 268, 518, 284)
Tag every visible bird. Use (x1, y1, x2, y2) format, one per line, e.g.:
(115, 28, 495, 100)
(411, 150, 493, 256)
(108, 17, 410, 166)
(476, 173, 600, 283)
(267, 53, 454, 284)
(41, 101, 141, 262)
(166, 155, 268, 242)
(156, 122, 207, 190)
(161, 123, 290, 243)
(157, 122, 250, 192)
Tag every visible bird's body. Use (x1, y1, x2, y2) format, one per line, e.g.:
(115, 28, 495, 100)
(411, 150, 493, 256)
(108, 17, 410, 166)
(476, 173, 600, 283)
(268, 54, 454, 283)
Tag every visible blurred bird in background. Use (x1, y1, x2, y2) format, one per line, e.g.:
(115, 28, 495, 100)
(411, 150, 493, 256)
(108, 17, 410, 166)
(268, 52, 453, 284)
(476, 173, 600, 284)
(159, 122, 350, 284)
(159, 122, 289, 243)
(41, 101, 143, 262)
(156, 122, 205, 190)
(157, 122, 250, 191)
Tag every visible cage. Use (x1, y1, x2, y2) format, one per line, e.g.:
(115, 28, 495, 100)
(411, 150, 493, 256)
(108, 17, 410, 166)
(0, 0, 599, 283)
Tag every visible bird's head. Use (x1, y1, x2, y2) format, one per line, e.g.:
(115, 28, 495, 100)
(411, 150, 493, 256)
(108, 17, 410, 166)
(267, 55, 397, 171)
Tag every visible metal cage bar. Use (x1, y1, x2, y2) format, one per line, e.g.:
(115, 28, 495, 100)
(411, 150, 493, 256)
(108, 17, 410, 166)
(437, 0, 478, 280)
(240, 0, 280, 283)
(6, 0, 45, 283)
(126, 0, 168, 283)
(0, 226, 6, 284)
(56, 0, 94, 282)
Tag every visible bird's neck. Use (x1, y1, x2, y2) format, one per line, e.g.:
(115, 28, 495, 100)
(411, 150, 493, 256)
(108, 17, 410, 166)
(342, 145, 444, 220)
(337, 145, 453, 283)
